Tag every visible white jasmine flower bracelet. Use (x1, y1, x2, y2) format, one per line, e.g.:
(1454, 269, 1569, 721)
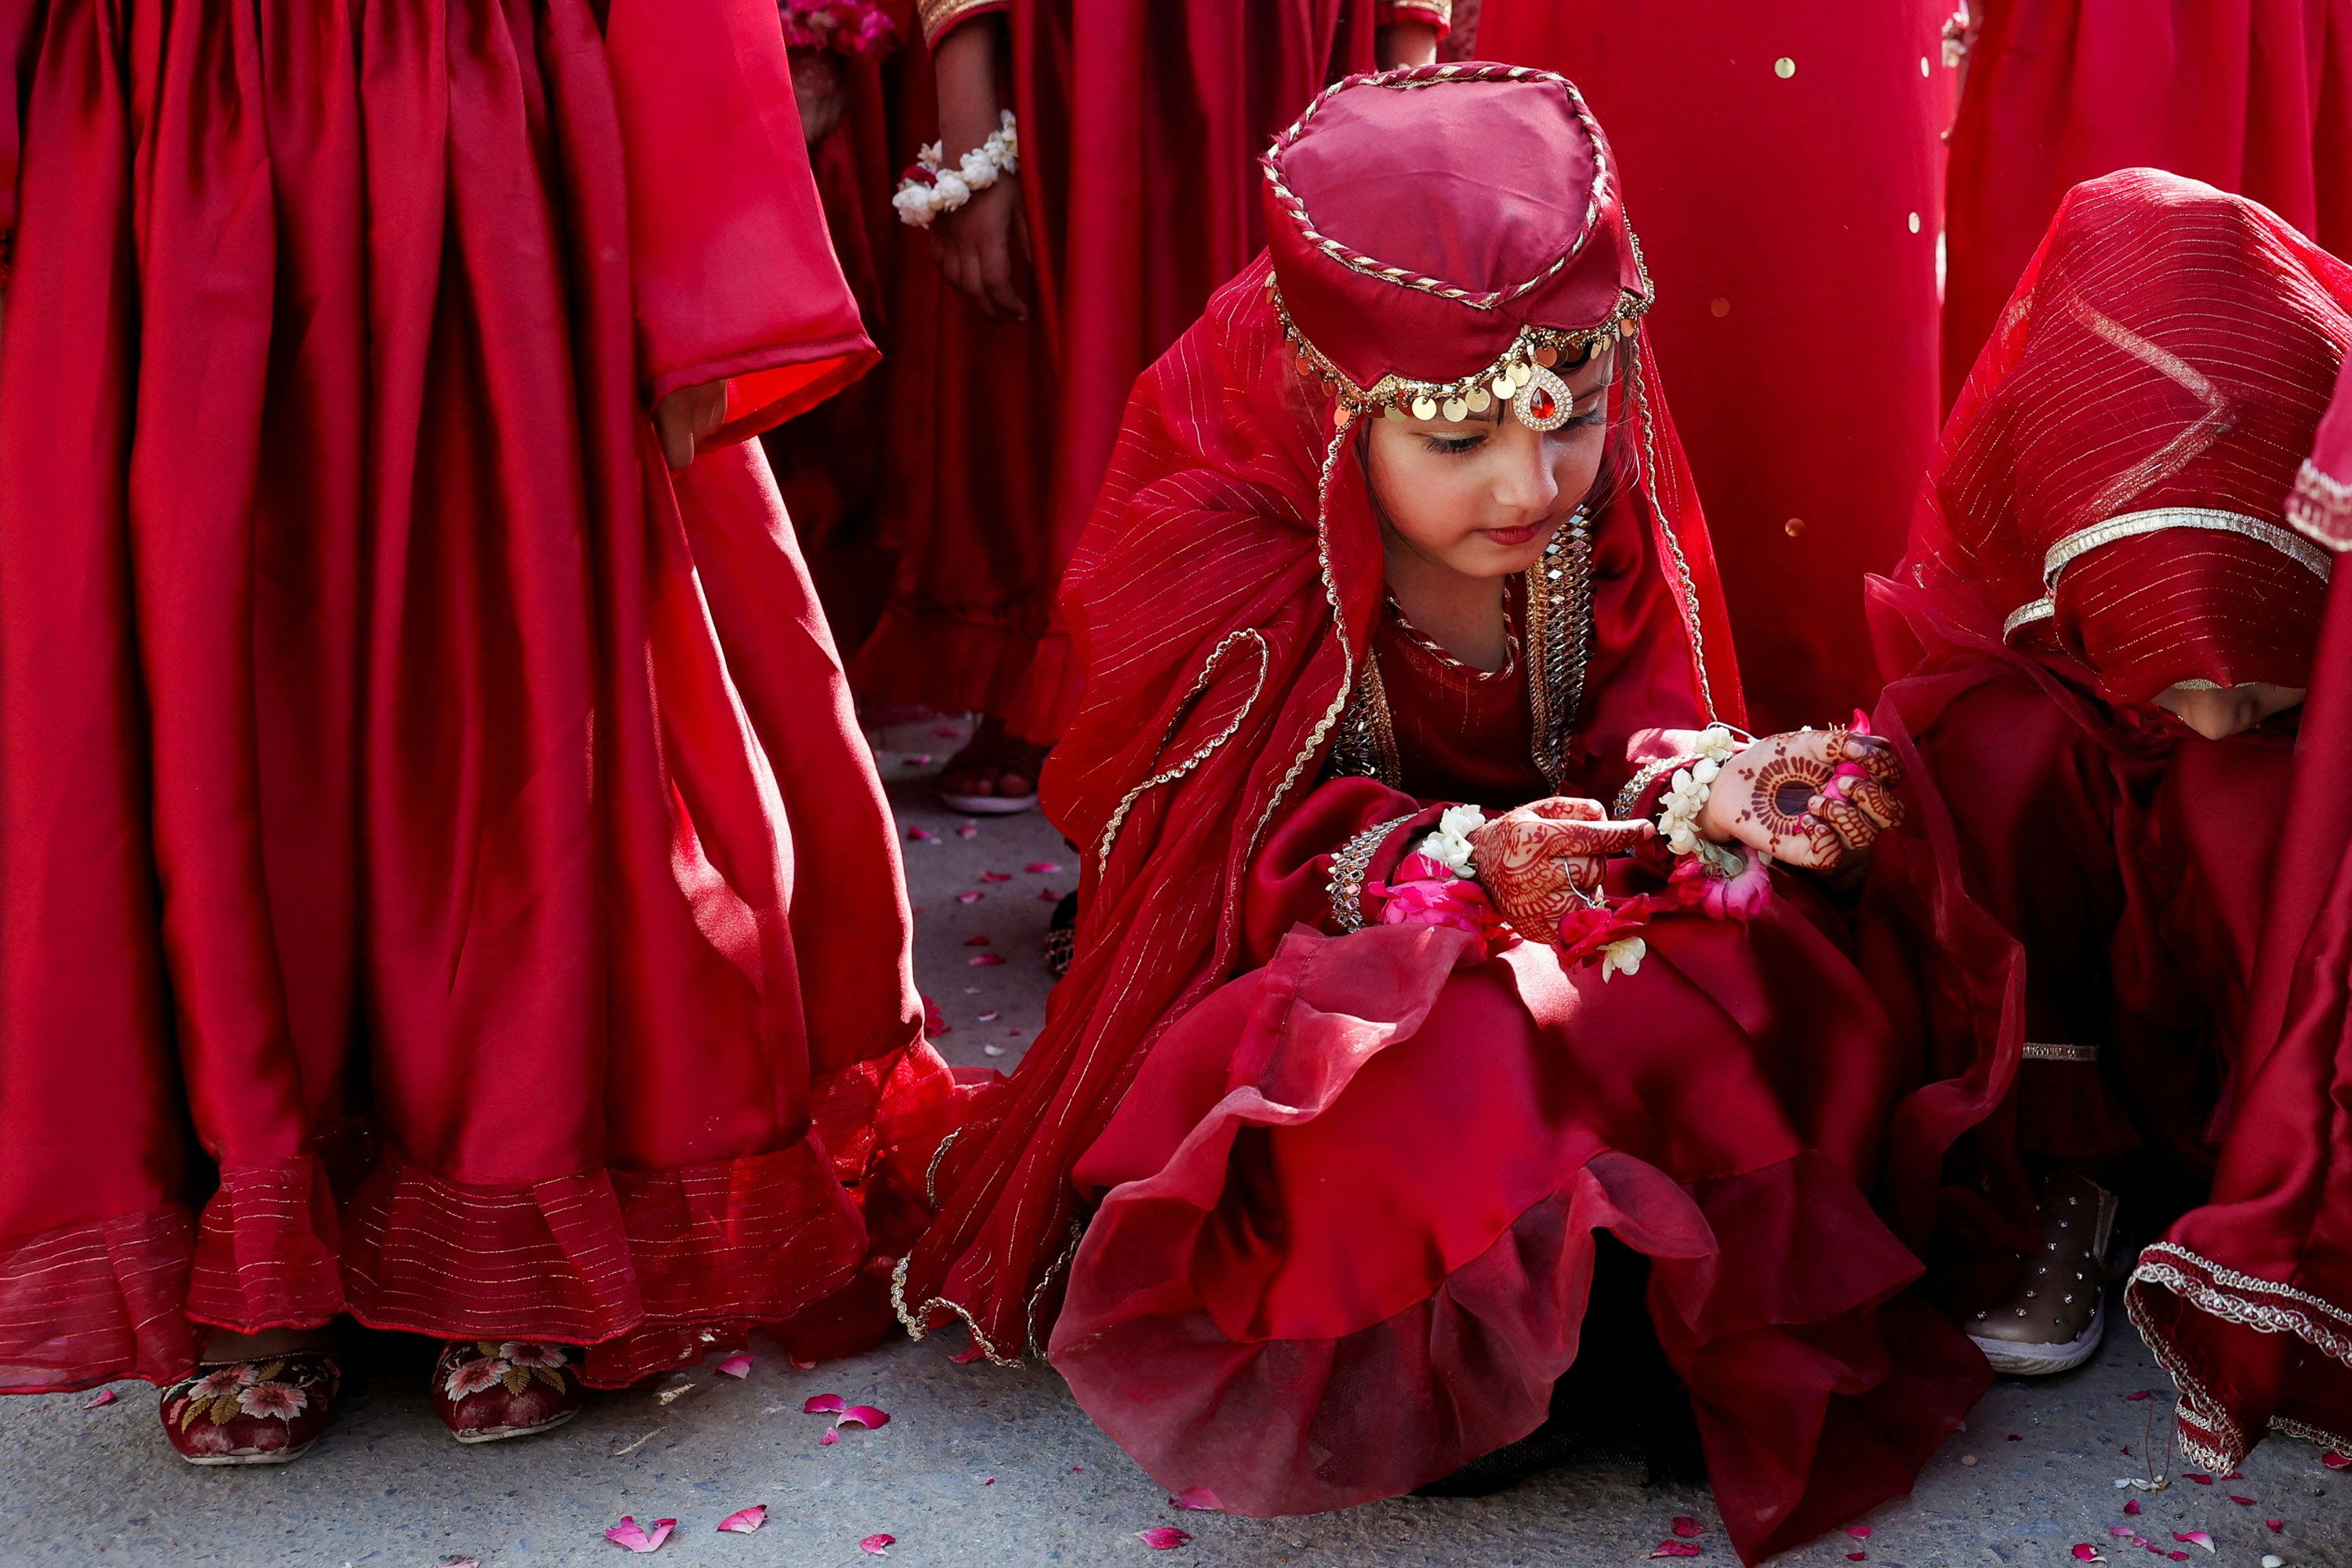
(892, 111, 1020, 228)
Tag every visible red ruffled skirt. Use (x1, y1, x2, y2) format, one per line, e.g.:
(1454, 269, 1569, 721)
(1051, 902, 1988, 1565)
(0, 0, 950, 1394)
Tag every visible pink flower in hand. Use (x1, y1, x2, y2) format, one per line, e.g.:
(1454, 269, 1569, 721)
(1375, 869, 1516, 956)
(1555, 900, 1649, 966)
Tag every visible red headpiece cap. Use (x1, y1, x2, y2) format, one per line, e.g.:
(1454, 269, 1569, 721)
(1261, 66, 1651, 423)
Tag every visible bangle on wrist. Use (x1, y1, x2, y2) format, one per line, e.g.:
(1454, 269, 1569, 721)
(892, 109, 1019, 228)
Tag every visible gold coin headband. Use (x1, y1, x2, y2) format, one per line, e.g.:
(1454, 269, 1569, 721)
(1267, 273, 1650, 432)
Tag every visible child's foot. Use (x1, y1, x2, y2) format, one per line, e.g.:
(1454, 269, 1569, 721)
(937, 717, 1047, 815)
(431, 1341, 586, 1443)
(160, 1352, 341, 1466)
(1967, 1169, 2117, 1375)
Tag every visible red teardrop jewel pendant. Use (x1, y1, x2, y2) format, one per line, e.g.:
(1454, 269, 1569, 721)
(1523, 385, 1557, 423)
(1512, 364, 1574, 432)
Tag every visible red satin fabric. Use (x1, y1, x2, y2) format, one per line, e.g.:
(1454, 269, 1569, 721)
(1051, 664, 1984, 1563)
(1475, 2, 1952, 730)
(2129, 441, 2352, 1465)
(855, 0, 1388, 741)
(1944, 0, 2352, 405)
(1860, 176, 2349, 1334)
(0, 0, 951, 1394)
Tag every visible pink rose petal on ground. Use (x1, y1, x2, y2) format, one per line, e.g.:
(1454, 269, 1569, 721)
(1847, 1555, 1866, 1563)
(970, 953, 1007, 966)
(951, 1345, 987, 1365)
(1037, 887, 1061, 901)
(2267, 1520, 2285, 1532)
(2230, 1495, 2258, 1505)
(717, 1507, 768, 1534)
(964, 935, 992, 946)
(790, 1356, 815, 1370)
(956, 824, 980, 839)
(1647, 1544, 1700, 1559)
(2125, 1501, 2143, 1515)
(1169, 1489, 1219, 1511)
(2186, 1473, 2213, 1485)
(604, 1516, 677, 1554)
(2073, 1548, 2104, 1563)
(2220, 1471, 2244, 1480)
(921, 996, 950, 1035)
(906, 753, 935, 766)
(2126, 1390, 2154, 1401)
(836, 1404, 891, 1429)
(2168, 1555, 2190, 1563)
(1671, 1517, 1704, 1537)
(803, 1393, 847, 1414)
(716, 1353, 752, 1378)
(907, 827, 938, 842)
(84, 1389, 118, 1408)
(2172, 1532, 2214, 1553)
(1024, 862, 1064, 874)
(860, 1534, 895, 1556)
(956, 891, 984, 904)
(1845, 1526, 1873, 1539)
(819, 1429, 840, 1446)
(2109, 1528, 2138, 1537)
(982, 871, 1013, 883)
(1138, 1528, 1192, 1551)
(977, 1011, 1000, 1022)
(983, 1478, 995, 1486)
(2326, 1450, 2352, 1469)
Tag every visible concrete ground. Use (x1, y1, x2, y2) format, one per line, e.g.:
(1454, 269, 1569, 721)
(3, 724, 2346, 1568)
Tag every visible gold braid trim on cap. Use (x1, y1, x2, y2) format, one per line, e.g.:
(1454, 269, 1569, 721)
(2000, 506, 2333, 645)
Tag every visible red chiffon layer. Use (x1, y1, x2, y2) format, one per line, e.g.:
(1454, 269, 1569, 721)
(855, 1, 1388, 740)
(1054, 908, 1986, 1566)
(1944, 0, 2352, 401)
(0, 0, 950, 1393)
(1475, 2, 1953, 729)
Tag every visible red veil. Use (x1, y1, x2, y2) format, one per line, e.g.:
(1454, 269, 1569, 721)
(895, 64, 1744, 1359)
(2129, 353, 2352, 1469)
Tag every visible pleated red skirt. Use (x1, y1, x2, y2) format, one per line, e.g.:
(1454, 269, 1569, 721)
(0, 0, 951, 1394)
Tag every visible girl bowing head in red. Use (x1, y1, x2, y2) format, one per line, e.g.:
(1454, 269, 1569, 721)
(897, 66, 1988, 1563)
(1863, 172, 2350, 1381)
(0, 0, 953, 1462)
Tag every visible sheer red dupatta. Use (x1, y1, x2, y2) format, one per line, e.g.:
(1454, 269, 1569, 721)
(2129, 357, 2352, 1470)
(895, 65, 1743, 1361)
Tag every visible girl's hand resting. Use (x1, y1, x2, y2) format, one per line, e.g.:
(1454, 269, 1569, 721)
(1695, 728, 1904, 870)
(1468, 797, 1654, 935)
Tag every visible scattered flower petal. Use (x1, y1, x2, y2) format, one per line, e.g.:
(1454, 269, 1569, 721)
(2264, 1555, 2286, 1568)
(860, 1534, 895, 1556)
(983, 1478, 995, 1486)
(1847, 1556, 1866, 1563)
(951, 1346, 987, 1365)
(84, 1389, 118, 1408)
(983, 1044, 1006, 1056)
(2172, 1533, 2214, 1553)
(717, 1507, 768, 1534)
(907, 827, 938, 842)
(1647, 1545, 1700, 1560)
(2186, 1473, 2213, 1485)
(2267, 1519, 2285, 1532)
(1038, 887, 1062, 902)
(978, 1011, 1000, 1022)
(2231, 1496, 2258, 1505)
(804, 1394, 847, 1415)
(2126, 1390, 2154, 1401)
(1025, 862, 1064, 875)
(971, 953, 1007, 966)
(790, 1356, 816, 1370)
(956, 825, 980, 839)
(1671, 1517, 1704, 1537)
(981, 871, 1012, 884)
(956, 891, 984, 904)
(906, 754, 935, 766)
(2073, 1548, 2104, 1563)
(2125, 1501, 2143, 1516)
(922, 996, 950, 1036)
(964, 935, 992, 946)
(2109, 1528, 2138, 1537)
(604, 1516, 677, 1554)
(2326, 1450, 2352, 1470)
(1138, 1528, 1192, 1551)
(717, 1354, 752, 1379)
(820, 1429, 840, 1446)
(2168, 1555, 2190, 1563)
(836, 1404, 891, 1429)
(1169, 1489, 1219, 1512)
(1846, 1526, 1873, 1539)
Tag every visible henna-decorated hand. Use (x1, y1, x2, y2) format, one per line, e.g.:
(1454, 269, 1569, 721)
(1693, 726, 1904, 870)
(1468, 797, 1655, 936)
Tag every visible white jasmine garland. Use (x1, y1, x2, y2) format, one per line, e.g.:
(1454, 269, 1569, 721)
(1655, 724, 1745, 869)
(1599, 935, 1646, 982)
(893, 111, 1020, 229)
(1417, 804, 1486, 880)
